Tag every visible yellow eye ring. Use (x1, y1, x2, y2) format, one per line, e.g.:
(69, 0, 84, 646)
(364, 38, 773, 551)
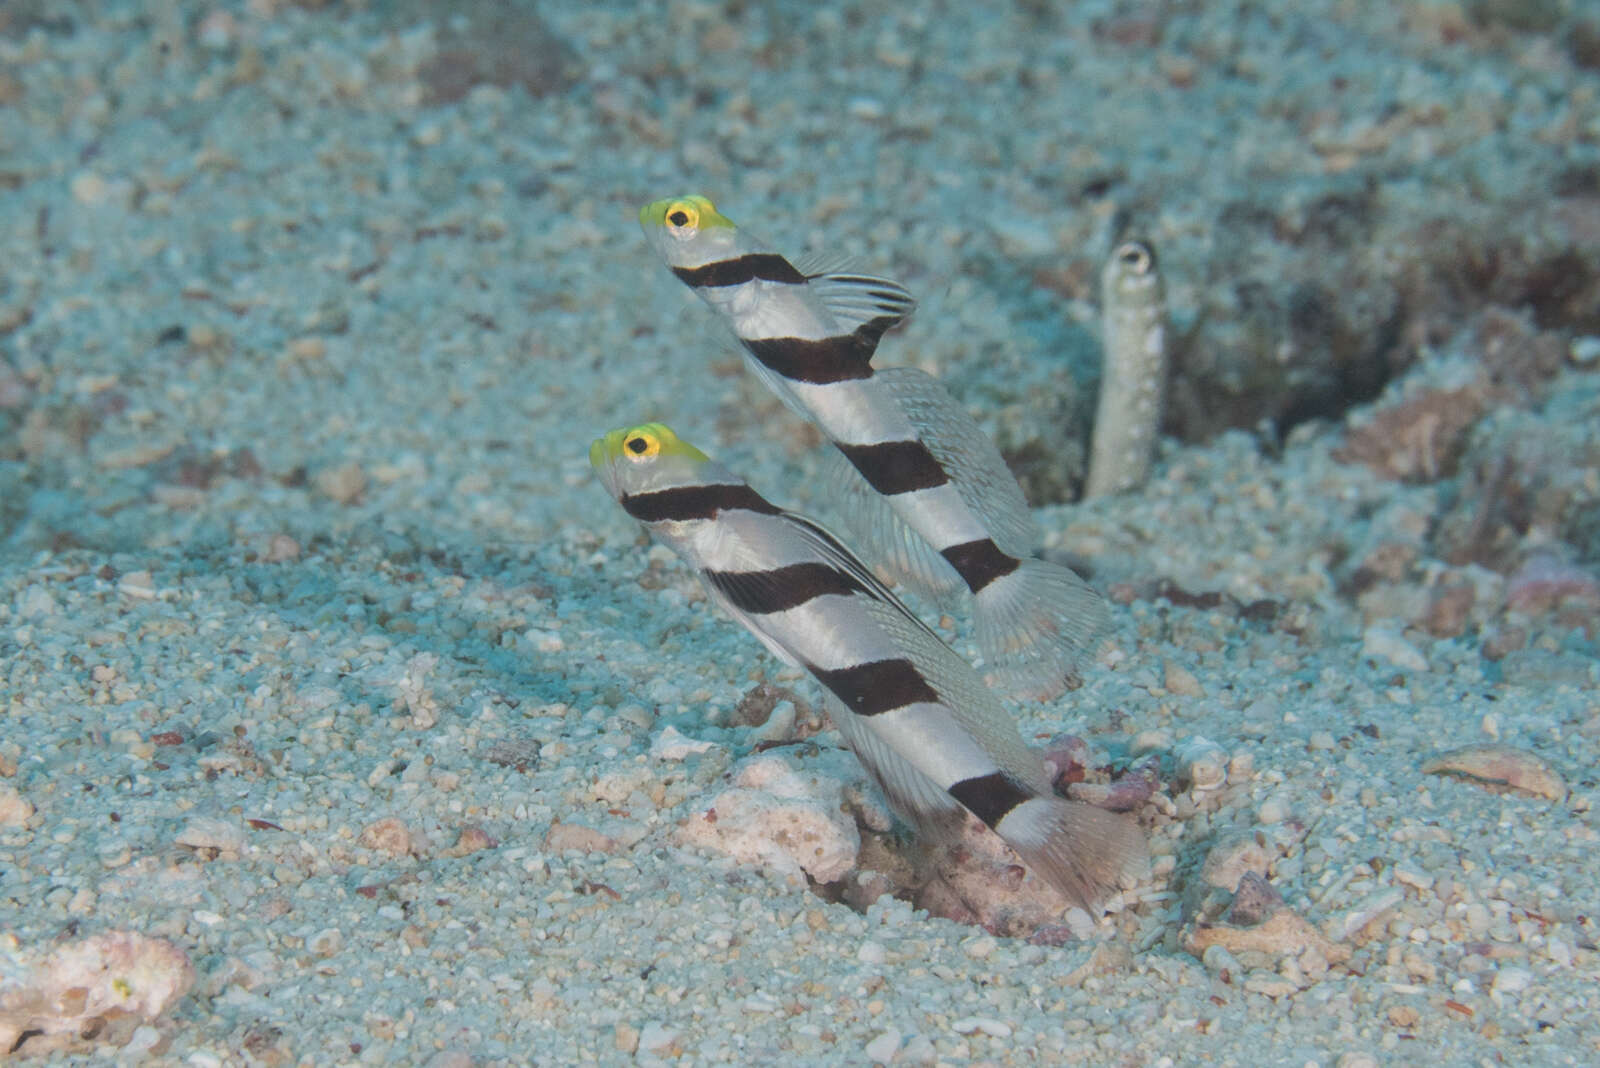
(622, 430, 661, 460)
(664, 201, 699, 232)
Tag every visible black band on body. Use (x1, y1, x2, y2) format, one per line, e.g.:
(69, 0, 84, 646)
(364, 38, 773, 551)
(672, 254, 807, 288)
(940, 538, 1021, 594)
(836, 439, 950, 496)
(812, 658, 940, 717)
(948, 771, 1032, 829)
(704, 562, 865, 615)
(621, 484, 779, 523)
(744, 334, 875, 384)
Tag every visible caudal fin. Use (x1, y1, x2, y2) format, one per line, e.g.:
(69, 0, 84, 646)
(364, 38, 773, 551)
(995, 796, 1148, 911)
(974, 556, 1112, 701)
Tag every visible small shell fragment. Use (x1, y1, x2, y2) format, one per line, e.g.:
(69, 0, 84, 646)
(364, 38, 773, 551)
(174, 816, 247, 857)
(1181, 898, 1351, 966)
(1334, 887, 1405, 945)
(1199, 832, 1271, 892)
(1041, 733, 1090, 789)
(1174, 735, 1228, 791)
(1065, 756, 1160, 812)
(1225, 871, 1283, 927)
(1420, 744, 1566, 801)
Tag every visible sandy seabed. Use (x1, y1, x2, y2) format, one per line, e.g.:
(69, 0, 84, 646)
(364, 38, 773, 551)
(1, 1, 1598, 1064)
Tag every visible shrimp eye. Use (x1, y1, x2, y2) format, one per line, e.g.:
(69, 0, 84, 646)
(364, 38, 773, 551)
(1115, 241, 1153, 274)
(624, 432, 660, 459)
(665, 202, 699, 231)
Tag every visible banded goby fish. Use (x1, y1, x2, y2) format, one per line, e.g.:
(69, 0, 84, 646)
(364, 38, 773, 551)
(591, 422, 1147, 911)
(638, 195, 1110, 702)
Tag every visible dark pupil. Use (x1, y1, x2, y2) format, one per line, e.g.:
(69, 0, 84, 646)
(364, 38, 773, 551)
(668, 211, 689, 226)
(626, 437, 648, 454)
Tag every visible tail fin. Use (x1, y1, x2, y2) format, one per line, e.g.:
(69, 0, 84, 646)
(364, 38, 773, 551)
(995, 796, 1148, 911)
(974, 556, 1112, 701)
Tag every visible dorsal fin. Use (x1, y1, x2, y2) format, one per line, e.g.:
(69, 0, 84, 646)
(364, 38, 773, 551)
(793, 252, 917, 335)
(776, 510, 948, 646)
(873, 366, 1040, 556)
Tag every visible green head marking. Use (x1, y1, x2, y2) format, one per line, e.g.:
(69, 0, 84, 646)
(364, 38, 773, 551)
(639, 195, 734, 233)
(589, 423, 708, 472)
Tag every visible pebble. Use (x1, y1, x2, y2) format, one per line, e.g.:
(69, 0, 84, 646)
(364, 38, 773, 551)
(1257, 793, 1292, 825)
(951, 1016, 1012, 1039)
(447, 825, 494, 856)
(1491, 966, 1533, 996)
(964, 935, 998, 960)
(1242, 971, 1300, 998)
(749, 699, 797, 744)
(357, 817, 414, 857)
(1392, 864, 1434, 891)
(1062, 907, 1096, 941)
(97, 840, 133, 868)
(1498, 648, 1596, 688)
(367, 760, 400, 787)
(742, 992, 781, 1013)
(1201, 943, 1242, 976)
(1199, 832, 1270, 892)
(118, 570, 157, 599)
(174, 816, 247, 856)
(650, 725, 717, 761)
(637, 1021, 679, 1054)
(1420, 744, 1567, 801)
(1336, 1056, 1379, 1068)
(122, 1025, 165, 1060)
(16, 585, 57, 618)
(1131, 729, 1170, 756)
(847, 96, 886, 121)
(0, 783, 33, 827)
(676, 751, 863, 883)
(423, 1054, 473, 1068)
(1163, 660, 1205, 697)
(315, 461, 367, 505)
(542, 821, 621, 855)
(1174, 735, 1228, 791)
(1226, 872, 1282, 926)
(70, 171, 115, 205)
(308, 928, 343, 957)
(864, 1028, 901, 1063)
(1335, 888, 1404, 943)
(1361, 624, 1428, 672)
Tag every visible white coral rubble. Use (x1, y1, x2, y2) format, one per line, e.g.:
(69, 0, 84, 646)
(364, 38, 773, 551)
(0, 931, 194, 1057)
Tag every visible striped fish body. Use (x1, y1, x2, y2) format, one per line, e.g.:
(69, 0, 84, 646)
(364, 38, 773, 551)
(640, 196, 1112, 701)
(591, 423, 1146, 911)
(642, 201, 909, 422)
